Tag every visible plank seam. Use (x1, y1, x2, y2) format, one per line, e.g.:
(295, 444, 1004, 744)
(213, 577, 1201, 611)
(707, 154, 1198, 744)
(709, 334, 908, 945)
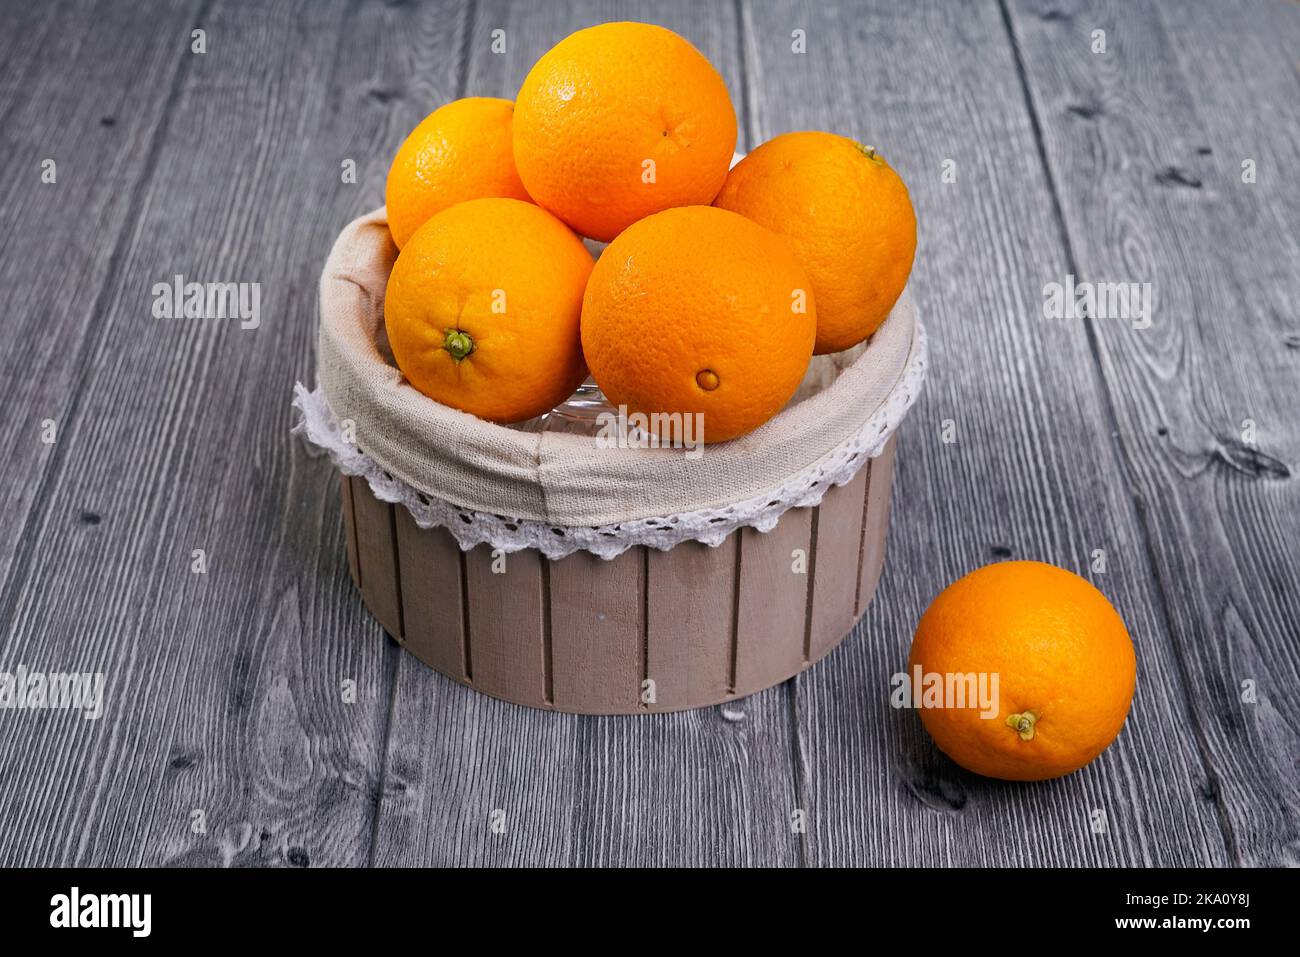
(348, 476, 363, 589)
(727, 532, 743, 696)
(640, 547, 650, 710)
(996, 0, 1241, 864)
(541, 556, 554, 706)
(365, 637, 402, 868)
(459, 548, 473, 683)
(785, 681, 810, 868)
(852, 460, 874, 617)
(455, 0, 477, 99)
(732, 0, 756, 148)
(802, 507, 820, 665)
(387, 504, 405, 641)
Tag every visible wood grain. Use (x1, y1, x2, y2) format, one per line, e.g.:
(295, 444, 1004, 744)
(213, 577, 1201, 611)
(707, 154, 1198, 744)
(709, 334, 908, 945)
(1007, 0, 1300, 865)
(0, 0, 1294, 868)
(0, 0, 205, 596)
(747, 0, 1232, 865)
(0, 0, 466, 868)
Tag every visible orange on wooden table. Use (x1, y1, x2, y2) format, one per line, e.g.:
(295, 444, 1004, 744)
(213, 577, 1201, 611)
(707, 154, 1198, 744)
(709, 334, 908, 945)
(385, 197, 593, 424)
(385, 97, 532, 249)
(581, 205, 816, 444)
(908, 561, 1137, 781)
(715, 130, 916, 354)
(513, 22, 737, 242)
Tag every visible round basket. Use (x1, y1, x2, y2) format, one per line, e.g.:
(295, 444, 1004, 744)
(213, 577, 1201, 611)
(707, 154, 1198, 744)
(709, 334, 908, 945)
(297, 208, 926, 714)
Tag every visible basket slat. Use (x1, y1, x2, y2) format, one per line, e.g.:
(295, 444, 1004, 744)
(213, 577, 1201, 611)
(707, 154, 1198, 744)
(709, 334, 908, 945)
(340, 474, 360, 587)
(857, 436, 897, 616)
(646, 539, 737, 710)
(394, 508, 466, 679)
(548, 549, 644, 712)
(807, 465, 870, 661)
(733, 508, 812, 696)
(465, 545, 547, 704)
(350, 476, 403, 640)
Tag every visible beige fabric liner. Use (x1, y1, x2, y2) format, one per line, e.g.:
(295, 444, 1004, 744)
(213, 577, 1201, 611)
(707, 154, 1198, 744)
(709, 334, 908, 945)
(317, 207, 918, 528)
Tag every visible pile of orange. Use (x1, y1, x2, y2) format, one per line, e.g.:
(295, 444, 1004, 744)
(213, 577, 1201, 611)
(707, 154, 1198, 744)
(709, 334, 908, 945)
(382, 22, 916, 441)
(378, 24, 1142, 784)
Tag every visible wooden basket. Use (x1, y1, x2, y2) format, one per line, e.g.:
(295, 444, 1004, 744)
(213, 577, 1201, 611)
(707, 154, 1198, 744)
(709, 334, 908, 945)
(338, 435, 895, 714)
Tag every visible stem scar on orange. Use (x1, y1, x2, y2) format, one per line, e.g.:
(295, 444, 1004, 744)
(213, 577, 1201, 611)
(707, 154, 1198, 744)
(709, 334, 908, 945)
(384, 198, 594, 424)
(907, 560, 1137, 781)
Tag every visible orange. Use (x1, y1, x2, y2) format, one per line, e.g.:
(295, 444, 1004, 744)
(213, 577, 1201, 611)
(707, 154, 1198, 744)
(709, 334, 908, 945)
(908, 561, 1136, 782)
(581, 206, 816, 444)
(385, 198, 593, 424)
(513, 22, 737, 242)
(714, 131, 917, 354)
(385, 97, 532, 249)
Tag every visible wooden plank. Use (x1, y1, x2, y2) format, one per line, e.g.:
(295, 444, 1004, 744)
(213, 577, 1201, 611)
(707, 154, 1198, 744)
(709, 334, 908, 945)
(807, 465, 871, 661)
(339, 473, 360, 587)
(350, 478, 403, 640)
(0, 0, 463, 868)
(1008, 0, 1300, 865)
(746, 0, 1231, 865)
(464, 544, 548, 704)
(0, 0, 204, 594)
(645, 539, 735, 710)
(373, 671, 584, 867)
(372, 0, 801, 867)
(548, 548, 644, 712)
(734, 509, 813, 695)
(393, 508, 466, 680)
(856, 436, 897, 617)
(3, 0, 1290, 871)
(0, 3, 68, 116)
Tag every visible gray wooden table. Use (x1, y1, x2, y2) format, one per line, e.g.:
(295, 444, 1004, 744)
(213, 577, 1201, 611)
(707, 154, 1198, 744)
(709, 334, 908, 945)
(1, 0, 1296, 868)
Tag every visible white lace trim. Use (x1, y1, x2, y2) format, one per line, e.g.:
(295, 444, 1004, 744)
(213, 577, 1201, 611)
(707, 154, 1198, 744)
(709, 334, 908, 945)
(293, 324, 927, 560)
